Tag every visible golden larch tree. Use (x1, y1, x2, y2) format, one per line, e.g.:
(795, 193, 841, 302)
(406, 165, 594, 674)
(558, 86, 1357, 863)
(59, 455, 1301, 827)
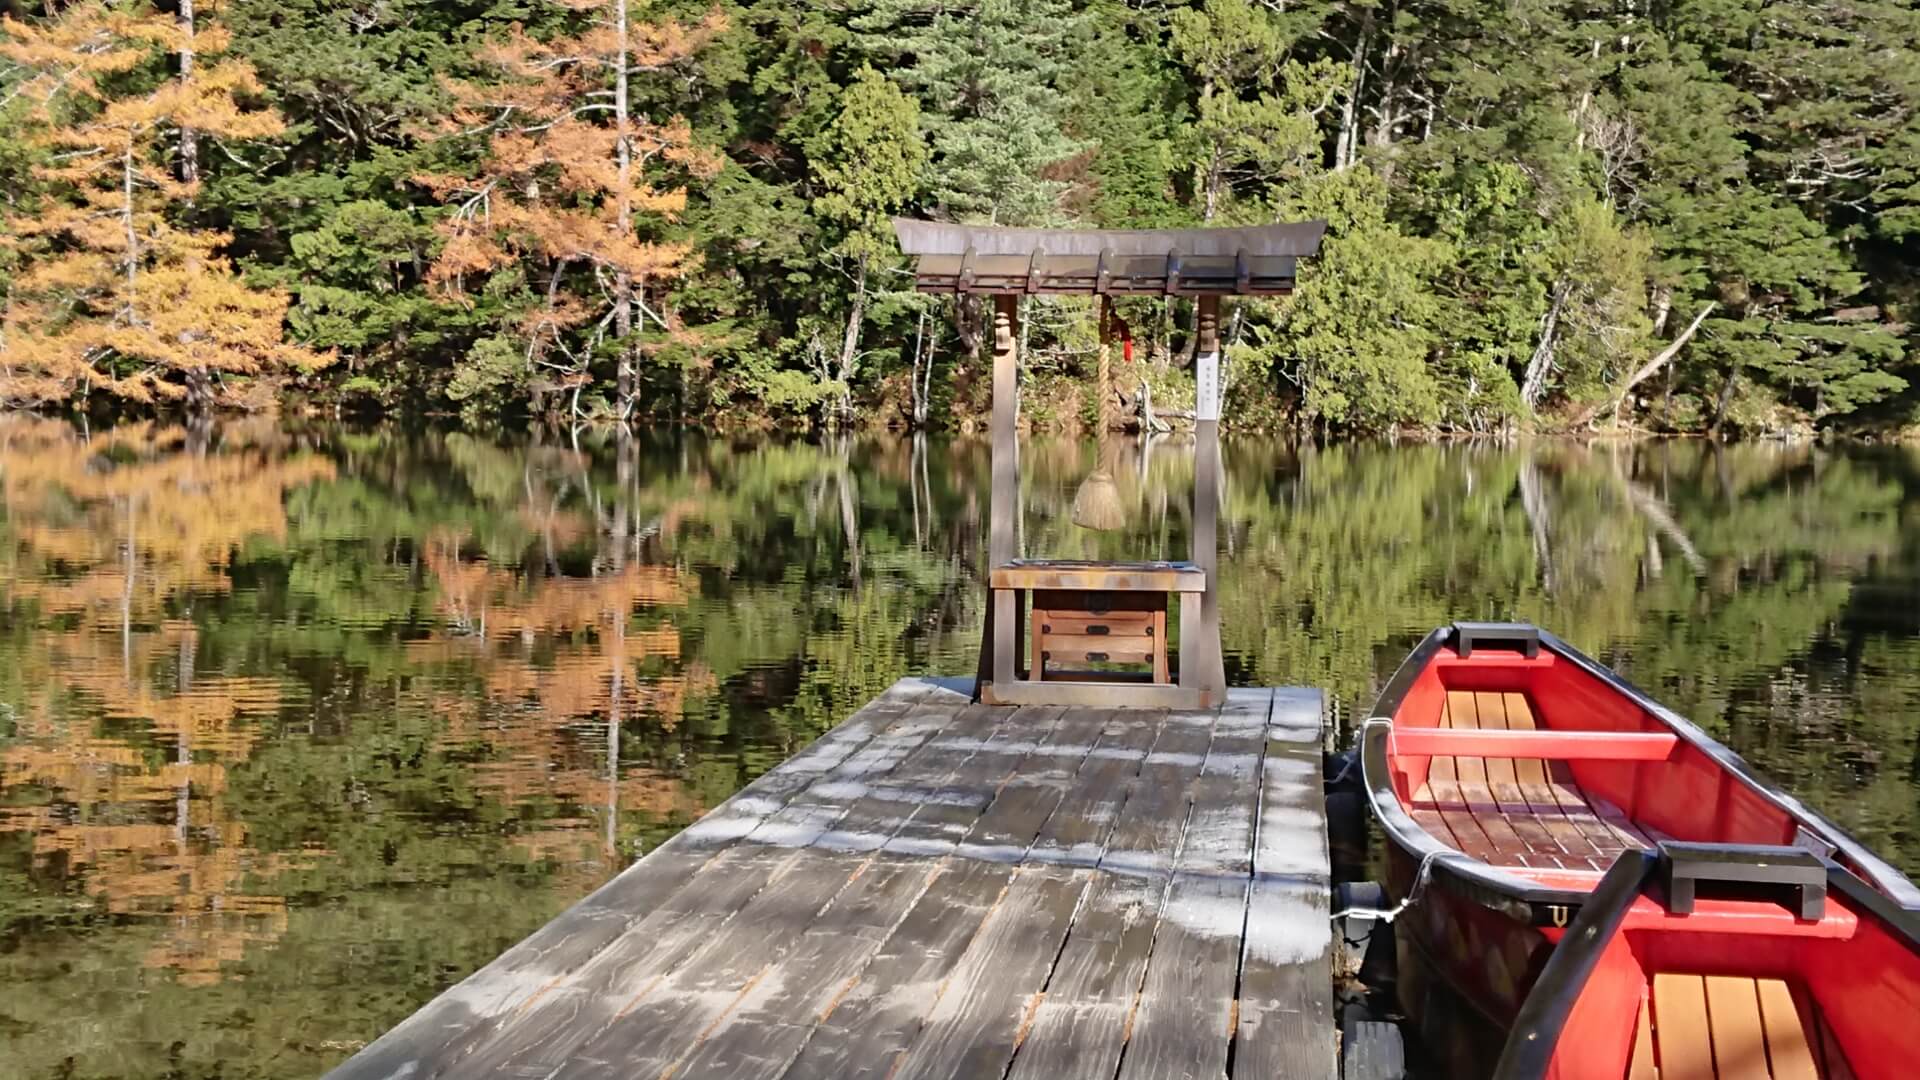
(419, 2, 725, 420)
(0, 2, 330, 411)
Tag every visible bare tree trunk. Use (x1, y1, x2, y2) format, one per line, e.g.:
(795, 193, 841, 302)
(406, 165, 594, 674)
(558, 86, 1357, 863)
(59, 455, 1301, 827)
(909, 306, 926, 427)
(1572, 39, 1600, 152)
(921, 326, 935, 415)
(1522, 280, 1568, 408)
(837, 460, 862, 590)
(612, 0, 637, 420)
(175, 628, 194, 855)
(185, 372, 216, 414)
(1138, 378, 1170, 434)
(1517, 458, 1556, 594)
(1366, 80, 1399, 181)
(1196, 78, 1222, 222)
(176, 5, 220, 406)
(1335, 12, 1372, 171)
(910, 432, 925, 545)
(909, 306, 932, 428)
(1709, 366, 1738, 438)
(1661, 355, 1676, 429)
(1605, 302, 1715, 424)
(605, 612, 623, 862)
(834, 255, 867, 428)
(178, 0, 197, 185)
(1649, 284, 1673, 338)
(612, 429, 633, 568)
(1366, 41, 1399, 153)
(122, 494, 135, 681)
(122, 146, 139, 313)
(1202, 150, 1222, 222)
(1621, 479, 1708, 576)
(952, 294, 982, 363)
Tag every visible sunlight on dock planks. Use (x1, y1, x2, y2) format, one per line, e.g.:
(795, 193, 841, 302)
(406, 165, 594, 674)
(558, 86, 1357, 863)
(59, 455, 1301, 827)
(327, 677, 1334, 1079)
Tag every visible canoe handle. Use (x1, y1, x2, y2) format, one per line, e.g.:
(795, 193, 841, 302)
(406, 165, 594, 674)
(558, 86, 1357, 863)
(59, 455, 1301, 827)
(1657, 840, 1828, 921)
(1451, 621, 1541, 659)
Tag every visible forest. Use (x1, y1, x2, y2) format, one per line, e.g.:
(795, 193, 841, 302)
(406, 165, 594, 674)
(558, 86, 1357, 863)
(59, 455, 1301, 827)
(0, 0, 1916, 436)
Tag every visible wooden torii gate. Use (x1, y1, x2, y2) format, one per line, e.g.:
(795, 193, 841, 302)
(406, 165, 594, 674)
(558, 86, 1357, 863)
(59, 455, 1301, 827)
(894, 218, 1326, 710)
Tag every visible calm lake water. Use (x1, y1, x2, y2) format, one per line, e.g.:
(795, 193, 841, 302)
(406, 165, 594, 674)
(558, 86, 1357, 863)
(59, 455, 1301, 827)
(2, 416, 1918, 1077)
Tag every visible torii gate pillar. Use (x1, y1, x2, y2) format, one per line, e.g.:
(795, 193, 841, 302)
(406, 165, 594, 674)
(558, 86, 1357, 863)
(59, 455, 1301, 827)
(1183, 295, 1227, 697)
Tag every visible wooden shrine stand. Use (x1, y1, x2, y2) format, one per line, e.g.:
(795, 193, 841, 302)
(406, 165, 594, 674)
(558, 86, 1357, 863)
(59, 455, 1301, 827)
(894, 220, 1326, 711)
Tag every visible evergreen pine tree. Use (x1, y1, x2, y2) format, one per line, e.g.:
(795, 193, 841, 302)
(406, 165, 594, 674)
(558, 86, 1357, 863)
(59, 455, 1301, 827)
(854, 0, 1087, 225)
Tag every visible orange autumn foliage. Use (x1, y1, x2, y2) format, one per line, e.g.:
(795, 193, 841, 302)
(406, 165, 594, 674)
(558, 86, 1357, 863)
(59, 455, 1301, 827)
(419, 4, 725, 378)
(0, 3, 331, 409)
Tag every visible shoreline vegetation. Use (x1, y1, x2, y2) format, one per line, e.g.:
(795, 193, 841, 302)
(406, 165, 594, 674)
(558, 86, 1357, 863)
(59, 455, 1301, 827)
(0, 1, 1915, 439)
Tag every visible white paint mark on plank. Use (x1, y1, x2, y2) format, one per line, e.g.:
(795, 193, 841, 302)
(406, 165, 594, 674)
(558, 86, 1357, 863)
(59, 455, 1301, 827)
(1242, 879, 1329, 965)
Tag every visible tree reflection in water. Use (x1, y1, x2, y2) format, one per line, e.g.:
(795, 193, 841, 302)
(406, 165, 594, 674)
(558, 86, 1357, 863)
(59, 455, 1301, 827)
(0, 416, 1917, 1077)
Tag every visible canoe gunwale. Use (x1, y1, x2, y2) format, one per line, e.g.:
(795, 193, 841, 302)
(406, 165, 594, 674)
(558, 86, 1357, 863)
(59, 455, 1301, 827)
(1488, 850, 1658, 1080)
(1360, 625, 1920, 921)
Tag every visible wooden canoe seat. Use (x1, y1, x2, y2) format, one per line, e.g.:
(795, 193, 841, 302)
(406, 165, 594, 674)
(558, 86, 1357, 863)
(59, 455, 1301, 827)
(1408, 690, 1657, 871)
(1634, 974, 1848, 1079)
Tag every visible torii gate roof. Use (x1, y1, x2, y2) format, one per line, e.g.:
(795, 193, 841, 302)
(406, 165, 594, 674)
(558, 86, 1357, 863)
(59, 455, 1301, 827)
(892, 218, 1326, 297)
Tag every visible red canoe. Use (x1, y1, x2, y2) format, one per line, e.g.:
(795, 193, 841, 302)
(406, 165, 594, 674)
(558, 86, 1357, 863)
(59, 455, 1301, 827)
(1362, 623, 1920, 1078)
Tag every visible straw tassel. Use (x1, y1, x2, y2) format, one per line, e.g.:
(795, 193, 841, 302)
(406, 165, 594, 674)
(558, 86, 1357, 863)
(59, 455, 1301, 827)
(1072, 296, 1127, 531)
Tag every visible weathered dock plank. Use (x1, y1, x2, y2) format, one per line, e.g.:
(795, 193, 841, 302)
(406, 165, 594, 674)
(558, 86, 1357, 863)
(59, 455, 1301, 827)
(1000, 707, 1204, 1080)
(881, 709, 1136, 1080)
(326, 677, 1332, 1080)
(659, 706, 1049, 1080)
(780, 707, 1092, 1080)
(548, 705, 1046, 1078)
(441, 695, 989, 1078)
(1116, 688, 1271, 1080)
(1235, 685, 1338, 1079)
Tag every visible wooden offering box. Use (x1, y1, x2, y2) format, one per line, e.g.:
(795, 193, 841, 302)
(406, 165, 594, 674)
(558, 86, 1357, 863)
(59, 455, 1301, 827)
(988, 560, 1207, 707)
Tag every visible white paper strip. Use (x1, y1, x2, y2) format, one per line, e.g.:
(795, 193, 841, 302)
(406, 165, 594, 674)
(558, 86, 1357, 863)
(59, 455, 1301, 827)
(1195, 350, 1221, 421)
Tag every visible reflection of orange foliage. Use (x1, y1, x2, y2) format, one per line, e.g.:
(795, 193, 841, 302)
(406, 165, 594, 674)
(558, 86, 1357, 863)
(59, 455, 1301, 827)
(0, 654, 292, 987)
(46, 626, 279, 758)
(0, 417, 334, 625)
(0, 418, 321, 986)
(421, 532, 703, 724)
(1, 746, 225, 810)
(656, 496, 706, 538)
(3, 712, 296, 986)
(415, 535, 714, 831)
(478, 640, 692, 718)
(0, 417, 725, 992)
(515, 503, 595, 551)
(423, 531, 685, 636)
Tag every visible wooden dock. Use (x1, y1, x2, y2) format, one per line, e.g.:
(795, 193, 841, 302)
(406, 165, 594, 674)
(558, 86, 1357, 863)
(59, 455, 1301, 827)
(328, 677, 1334, 1080)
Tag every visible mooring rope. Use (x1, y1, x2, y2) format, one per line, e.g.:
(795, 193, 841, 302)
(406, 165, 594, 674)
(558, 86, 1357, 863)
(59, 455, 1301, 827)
(1328, 848, 1443, 926)
(1325, 716, 1445, 927)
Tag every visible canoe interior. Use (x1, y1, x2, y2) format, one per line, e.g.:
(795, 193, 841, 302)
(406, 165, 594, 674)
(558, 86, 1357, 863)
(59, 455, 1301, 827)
(1384, 648, 1827, 872)
(1542, 891, 1920, 1079)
